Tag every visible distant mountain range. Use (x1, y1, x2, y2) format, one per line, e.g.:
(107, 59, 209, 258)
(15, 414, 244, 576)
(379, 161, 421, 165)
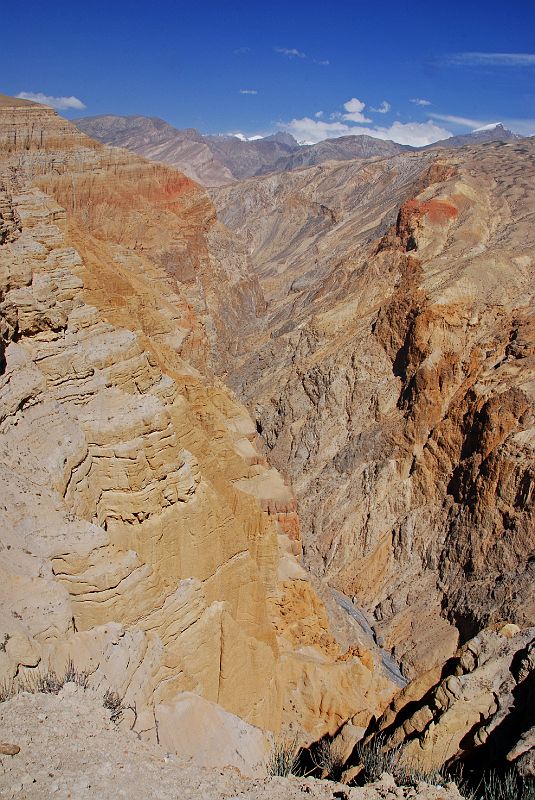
(75, 115, 521, 186)
(74, 115, 301, 185)
(421, 122, 520, 150)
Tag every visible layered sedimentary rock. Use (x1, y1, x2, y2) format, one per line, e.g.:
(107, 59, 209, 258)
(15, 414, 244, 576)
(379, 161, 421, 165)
(354, 624, 535, 775)
(0, 96, 395, 754)
(1, 93, 533, 779)
(212, 140, 535, 691)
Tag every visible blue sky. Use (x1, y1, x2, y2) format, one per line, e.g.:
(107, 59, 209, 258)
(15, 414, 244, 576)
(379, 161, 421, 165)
(3, 0, 534, 145)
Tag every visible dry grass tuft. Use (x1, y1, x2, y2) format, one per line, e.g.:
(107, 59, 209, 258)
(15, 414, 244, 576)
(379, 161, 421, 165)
(265, 735, 302, 777)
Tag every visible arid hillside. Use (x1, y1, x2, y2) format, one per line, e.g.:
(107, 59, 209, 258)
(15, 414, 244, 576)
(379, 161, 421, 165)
(212, 140, 534, 679)
(210, 141, 535, 778)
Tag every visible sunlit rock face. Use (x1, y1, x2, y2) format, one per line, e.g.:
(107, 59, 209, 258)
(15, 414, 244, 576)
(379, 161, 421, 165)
(0, 95, 396, 754)
(353, 623, 535, 777)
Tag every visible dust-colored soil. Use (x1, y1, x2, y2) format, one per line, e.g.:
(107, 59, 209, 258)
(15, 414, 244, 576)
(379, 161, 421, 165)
(0, 687, 463, 800)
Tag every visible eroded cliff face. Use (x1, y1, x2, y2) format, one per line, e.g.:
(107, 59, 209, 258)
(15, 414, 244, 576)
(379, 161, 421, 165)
(0, 96, 395, 752)
(212, 141, 535, 684)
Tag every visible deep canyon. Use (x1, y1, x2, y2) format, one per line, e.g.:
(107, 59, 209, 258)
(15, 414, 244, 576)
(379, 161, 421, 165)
(0, 93, 533, 790)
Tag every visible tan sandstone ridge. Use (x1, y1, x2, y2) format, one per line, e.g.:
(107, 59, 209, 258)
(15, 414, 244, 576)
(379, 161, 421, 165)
(0, 94, 396, 767)
(342, 623, 535, 777)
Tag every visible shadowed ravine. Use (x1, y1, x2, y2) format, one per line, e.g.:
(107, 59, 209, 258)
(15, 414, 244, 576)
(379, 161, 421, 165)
(331, 588, 408, 688)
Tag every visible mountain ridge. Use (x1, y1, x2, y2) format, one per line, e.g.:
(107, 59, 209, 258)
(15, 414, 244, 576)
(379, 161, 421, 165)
(75, 113, 521, 186)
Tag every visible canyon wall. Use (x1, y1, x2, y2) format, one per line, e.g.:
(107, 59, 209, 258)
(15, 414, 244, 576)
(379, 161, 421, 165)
(1, 93, 533, 777)
(212, 140, 535, 682)
(0, 95, 395, 756)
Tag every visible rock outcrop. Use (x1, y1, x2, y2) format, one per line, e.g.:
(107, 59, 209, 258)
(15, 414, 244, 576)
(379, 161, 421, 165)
(0, 95, 396, 759)
(357, 624, 535, 775)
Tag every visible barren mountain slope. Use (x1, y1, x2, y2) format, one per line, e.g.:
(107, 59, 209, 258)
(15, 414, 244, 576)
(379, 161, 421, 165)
(76, 115, 419, 184)
(75, 115, 302, 185)
(203, 132, 301, 180)
(423, 122, 520, 150)
(74, 114, 235, 186)
(212, 140, 535, 683)
(76, 113, 521, 188)
(257, 134, 408, 174)
(0, 95, 399, 759)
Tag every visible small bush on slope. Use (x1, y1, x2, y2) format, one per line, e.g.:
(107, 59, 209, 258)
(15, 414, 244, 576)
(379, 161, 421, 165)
(311, 737, 347, 781)
(353, 734, 404, 783)
(0, 659, 90, 701)
(266, 736, 303, 777)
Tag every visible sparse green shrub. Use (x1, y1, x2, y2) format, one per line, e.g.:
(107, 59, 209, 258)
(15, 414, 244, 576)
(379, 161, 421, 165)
(266, 735, 302, 777)
(477, 770, 534, 800)
(0, 660, 90, 702)
(0, 678, 14, 703)
(395, 759, 451, 789)
(521, 776, 535, 800)
(63, 659, 90, 689)
(453, 768, 535, 800)
(36, 670, 64, 694)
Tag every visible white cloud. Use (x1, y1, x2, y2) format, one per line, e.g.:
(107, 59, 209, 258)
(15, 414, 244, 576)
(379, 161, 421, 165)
(234, 46, 251, 54)
(16, 92, 86, 110)
(446, 52, 535, 67)
(229, 132, 264, 141)
(281, 117, 355, 144)
(342, 97, 371, 124)
(275, 47, 306, 59)
(280, 95, 454, 146)
(410, 98, 431, 106)
(280, 116, 452, 147)
(364, 121, 452, 146)
(239, 89, 258, 95)
(370, 101, 391, 114)
(314, 59, 330, 66)
(429, 112, 483, 128)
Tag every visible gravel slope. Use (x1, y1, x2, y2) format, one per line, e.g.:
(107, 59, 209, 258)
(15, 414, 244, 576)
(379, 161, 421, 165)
(0, 687, 464, 800)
